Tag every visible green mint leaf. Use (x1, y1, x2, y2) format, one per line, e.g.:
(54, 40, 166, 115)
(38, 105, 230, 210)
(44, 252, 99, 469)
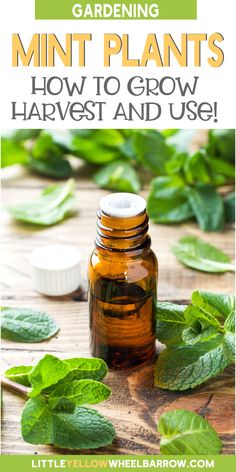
(49, 398, 76, 414)
(166, 150, 212, 185)
(3, 129, 40, 143)
(186, 184, 224, 232)
(49, 379, 111, 411)
(44, 130, 74, 151)
(71, 130, 124, 164)
(156, 302, 187, 346)
(160, 129, 179, 138)
(184, 151, 212, 185)
(165, 152, 187, 177)
(182, 305, 220, 345)
(172, 236, 234, 273)
(147, 176, 193, 224)
(62, 358, 108, 383)
(223, 332, 235, 361)
(191, 290, 235, 321)
(28, 131, 72, 179)
(4, 365, 33, 387)
(21, 401, 115, 449)
(21, 397, 53, 445)
(207, 129, 235, 163)
(28, 156, 72, 179)
(134, 130, 172, 175)
(41, 357, 108, 394)
(182, 326, 219, 345)
(158, 409, 222, 455)
(224, 310, 235, 332)
(223, 310, 235, 361)
(51, 406, 115, 449)
(94, 161, 141, 193)
(154, 335, 230, 391)
(1, 307, 59, 343)
(8, 179, 76, 226)
(31, 132, 64, 160)
(184, 305, 221, 329)
(28, 355, 70, 397)
(1, 139, 29, 168)
(207, 157, 235, 181)
(224, 192, 235, 223)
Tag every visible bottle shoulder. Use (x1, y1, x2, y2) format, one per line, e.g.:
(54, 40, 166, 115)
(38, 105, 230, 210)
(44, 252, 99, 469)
(89, 247, 158, 274)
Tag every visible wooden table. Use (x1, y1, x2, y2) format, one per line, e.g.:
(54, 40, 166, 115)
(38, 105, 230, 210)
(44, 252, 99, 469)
(1, 168, 235, 455)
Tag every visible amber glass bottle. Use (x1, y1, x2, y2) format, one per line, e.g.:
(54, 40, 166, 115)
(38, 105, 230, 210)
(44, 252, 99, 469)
(88, 193, 158, 368)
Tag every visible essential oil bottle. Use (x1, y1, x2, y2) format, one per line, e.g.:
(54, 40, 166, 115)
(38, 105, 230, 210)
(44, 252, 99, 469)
(88, 193, 158, 369)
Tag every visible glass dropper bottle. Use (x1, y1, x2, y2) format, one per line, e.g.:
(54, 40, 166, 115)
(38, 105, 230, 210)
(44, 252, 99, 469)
(88, 193, 158, 368)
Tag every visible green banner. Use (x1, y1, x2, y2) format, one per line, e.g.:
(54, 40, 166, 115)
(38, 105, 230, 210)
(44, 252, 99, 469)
(1, 455, 236, 472)
(35, 0, 197, 20)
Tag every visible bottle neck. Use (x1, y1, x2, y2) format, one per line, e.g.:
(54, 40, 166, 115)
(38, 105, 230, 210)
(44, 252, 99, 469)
(95, 210, 151, 252)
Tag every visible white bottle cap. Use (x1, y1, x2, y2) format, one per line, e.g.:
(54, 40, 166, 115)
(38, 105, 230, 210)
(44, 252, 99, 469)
(30, 244, 82, 296)
(100, 193, 146, 218)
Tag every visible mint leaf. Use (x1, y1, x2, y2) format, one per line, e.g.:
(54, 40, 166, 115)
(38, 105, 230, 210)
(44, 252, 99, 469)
(184, 304, 220, 329)
(223, 332, 235, 361)
(223, 310, 235, 361)
(154, 335, 230, 391)
(147, 176, 194, 223)
(3, 129, 40, 143)
(182, 326, 219, 345)
(71, 130, 124, 164)
(184, 151, 212, 185)
(224, 310, 235, 332)
(224, 192, 235, 223)
(94, 160, 141, 193)
(172, 236, 234, 273)
(1, 307, 59, 342)
(31, 131, 64, 160)
(8, 179, 76, 226)
(207, 157, 235, 180)
(191, 290, 235, 321)
(182, 305, 220, 345)
(155, 291, 235, 390)
(49, 398, 75, 414)
(21, 397, 53, 445)
(158, 409, 222, 454)
(134, 130, 172, 175)
(21, 400, 115, 449)
(4, 366, 32, 387)
(8, 357, 108, 394)
(28, 155, 72, 179)
(156, 302, 187, 346)
(28, 355, 70, 397)
(6, 354, 115, 450)
(51, 406, 115, 449)
(49, 379, 111, 410)
(62, 357, 108, 383)
(1, 139, 29, 168)
(28, 131, 72, 179)
(207, 129, 235, 162)
(186, 184, 224, 232)
(166, 150, 213, 186)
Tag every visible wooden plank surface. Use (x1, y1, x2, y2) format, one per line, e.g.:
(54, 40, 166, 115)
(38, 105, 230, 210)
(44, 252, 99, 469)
(1, 169, 235, 455)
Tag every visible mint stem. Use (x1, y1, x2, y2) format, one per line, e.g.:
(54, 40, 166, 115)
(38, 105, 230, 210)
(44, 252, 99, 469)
(0, 375, 30, 397)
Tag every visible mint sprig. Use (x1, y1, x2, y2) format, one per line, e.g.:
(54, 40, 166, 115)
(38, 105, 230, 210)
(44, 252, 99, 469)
(155, 290, 235, 391)
(3, 355, 115, 450)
